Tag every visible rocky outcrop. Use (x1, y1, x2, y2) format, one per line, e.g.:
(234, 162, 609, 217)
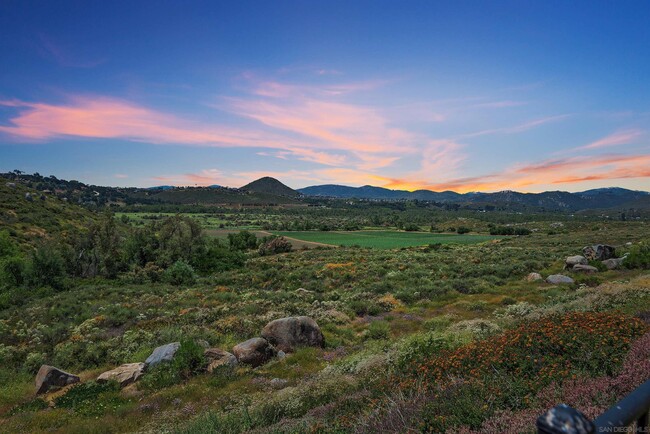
(204, 348, 237, 373)
(602, 257, 625, 270)
(261, 316, 324, 353)
(565, 256, 588, 268)
(546, 274, 575, 285)
(97, 363, 146, 387)
(145, 342, 180, 368)
(572, 264, 598, 273)
(583, 244, 616, 261)
(232, 338, 275, 367)
(526, 272, 543, 282)
(35, 365, 80, 395)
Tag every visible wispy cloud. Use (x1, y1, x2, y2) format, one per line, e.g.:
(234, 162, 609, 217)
(578, 128, 644, 150)
(114, 173, 128, 179)
(423, 154, 650, 192)
(456, 114, 571, 139)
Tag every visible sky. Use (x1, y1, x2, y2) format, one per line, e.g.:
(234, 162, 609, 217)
(1, 1, 649, 193)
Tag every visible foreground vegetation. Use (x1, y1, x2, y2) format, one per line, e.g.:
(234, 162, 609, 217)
(1, 177, 649, 433)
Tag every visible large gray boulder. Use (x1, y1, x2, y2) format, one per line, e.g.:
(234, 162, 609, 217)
(583, 244, 616, 261)
(602, 257, 624, 270)
(232, 338, 275, 367)
(546, 274, 575, 285)
(261, 316, 325, 353)
(572, 264, 598, 273)
(97, 363, 146, 387)
(565, 256, 587, 268)
(204, 348, 237, 373)
(35, 365, 80, 395)
(145, 342, 180, 368)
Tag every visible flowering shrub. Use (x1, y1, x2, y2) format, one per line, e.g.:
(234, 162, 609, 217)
(384, 312, 648, 432)
(415, 312, 646, 391)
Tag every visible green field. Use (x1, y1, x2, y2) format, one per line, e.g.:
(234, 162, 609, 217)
(272, 230, 501, 248)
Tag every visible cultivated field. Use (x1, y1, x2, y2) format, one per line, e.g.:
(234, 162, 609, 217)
(272, 230, 501, 248)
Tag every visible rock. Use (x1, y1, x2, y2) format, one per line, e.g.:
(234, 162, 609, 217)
(261, 316, 325, 353)
(270, 378, 288, 389)
(526, 272, 543, 282)
(583, 244, 616, 261)
(572, 264, 598, 273)
(295, 288, 313, 295)
(625, 242, 633, 247)
(602, 257, 625, 270)
(232, 338, 275, 367)
(546, 274, 575, 285)
(145, 342, 180, 368)
(196, 339, 210, 349)
(565, 256, 588, 268)
(97, 363, 146, 387)
(204, 348, 237, 373)
(277, 350, 287, 360)
(35, 365, 80, 395)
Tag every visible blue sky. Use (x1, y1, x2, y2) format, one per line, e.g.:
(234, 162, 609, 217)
(1, 1, 649, 192)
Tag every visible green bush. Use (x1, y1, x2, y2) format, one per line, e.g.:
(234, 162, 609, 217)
(367, 321, 390, 340)
(165, 260, 196, 285)
(624, 242, 650, 269)
(228, 230, 259, 251)
(26, 245, 66, 290)
(456, 226, 470, 234)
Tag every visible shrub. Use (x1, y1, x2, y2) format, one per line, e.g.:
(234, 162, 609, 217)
(624, 242, 650, 269)
(165, 260, 196, 286)
(456, 226, 470, 234)
(258, 236, 292, 256)
(26, 244, 65, 290)
(367, 321, 390, 340)
(228, 230, 259, 251)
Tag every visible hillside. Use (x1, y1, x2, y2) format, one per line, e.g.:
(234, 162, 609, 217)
(0, 176, 98, 247)
(0, 172, 300, 207)
(241, 177, 300, 198)
(130, 186, 299, 205)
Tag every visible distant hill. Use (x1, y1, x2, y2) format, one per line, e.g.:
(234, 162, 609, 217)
(241, 177, 300, 198)
(2, 171, 648, 212)
(298, 184, 649, 211)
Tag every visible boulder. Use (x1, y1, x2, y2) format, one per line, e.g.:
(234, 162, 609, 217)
(546, 274, 575, 285)
(261, 316, 324, 353)
(565, 256, 588, 268)
(232, 338, 275, 367)
(35, 365, 80, 395)
(602, 257, 625, 270)
(572, 264, 598, 273)
(583, 244, 616, 261)
(204, 348, 237, 373)
(526, 272, 543, 282)
(97, 363, 146, 387)
(145, 342, 180, 368)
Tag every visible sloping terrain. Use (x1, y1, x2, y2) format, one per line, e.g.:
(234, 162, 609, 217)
(241, 177, 301, 198)
(0, 177, 97, 247)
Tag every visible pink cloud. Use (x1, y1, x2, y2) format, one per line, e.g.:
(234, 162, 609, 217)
(578, 128, 644, 150)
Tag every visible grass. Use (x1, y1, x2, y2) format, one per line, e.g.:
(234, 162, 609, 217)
(271, 230, 502, 248)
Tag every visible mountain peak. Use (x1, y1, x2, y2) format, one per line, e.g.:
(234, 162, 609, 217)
(240, 177, 299, 197)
